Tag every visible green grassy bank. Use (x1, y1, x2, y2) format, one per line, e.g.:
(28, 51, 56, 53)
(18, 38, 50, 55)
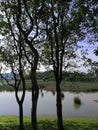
(0, 116, 98, 130)
(0, 80, 98, 92)
(39, 81, 98, 92)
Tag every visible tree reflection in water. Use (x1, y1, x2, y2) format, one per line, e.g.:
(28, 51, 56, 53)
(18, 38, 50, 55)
(52, 91, 55, 96)
(40, 88, 56, 98)
(61, 92, 65, 101)
(73, 96, 82, 109)
(40, 89, 44, 98)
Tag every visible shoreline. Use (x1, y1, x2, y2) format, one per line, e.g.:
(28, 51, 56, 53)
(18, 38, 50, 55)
(0, 81, 98, 92)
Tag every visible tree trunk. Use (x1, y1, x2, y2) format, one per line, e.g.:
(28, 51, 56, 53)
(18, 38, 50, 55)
(15, 89, 25, 130)
(56, 82, 64, 130)
(31, 89, 39, 130)
(31, 71, 39, 130)
(19, 103, 24, 130)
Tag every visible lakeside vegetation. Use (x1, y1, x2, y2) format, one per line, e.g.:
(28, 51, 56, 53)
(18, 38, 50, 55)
(0, 80, 98, 92)
(0, 71, 98, 92)
(0, 116, 98, 130)
(36, 71, 98, 82)
(0, 71, 98, 130)
(39, 81, 98, 92)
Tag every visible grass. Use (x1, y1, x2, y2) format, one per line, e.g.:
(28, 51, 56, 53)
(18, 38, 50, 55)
(61, 81, 98, 92)
(39, 81, 98, 92)
(0, 116, 98, 130)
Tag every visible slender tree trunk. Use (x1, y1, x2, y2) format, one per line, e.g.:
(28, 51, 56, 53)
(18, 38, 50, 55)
(56, 82, 64, 130)
(31, 71, 39, 130)
(15, 89, 25, 130)
(19, 103, 24, 130)
(31, 88, 39, 130)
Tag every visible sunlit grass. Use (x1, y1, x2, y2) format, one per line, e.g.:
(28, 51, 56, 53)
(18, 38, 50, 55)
(0, 116, 98, 130)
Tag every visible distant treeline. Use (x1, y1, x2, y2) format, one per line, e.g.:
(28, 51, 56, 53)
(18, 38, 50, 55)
(25, 71, 98, 82)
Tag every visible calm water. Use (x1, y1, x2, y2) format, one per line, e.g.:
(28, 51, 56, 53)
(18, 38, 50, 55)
(0, 90, 98, 118)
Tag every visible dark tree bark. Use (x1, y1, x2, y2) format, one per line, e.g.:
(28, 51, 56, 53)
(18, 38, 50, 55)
(31, 70, 39, 130)
(56, 82, 64, 130)
(42, 1, 67, 129)
(16, 0, 41, 128)
(15, 43, 26, 130)
(15, 86, 25, 130)
(19, 102, 24, 130)
(24, 39, 39, 130)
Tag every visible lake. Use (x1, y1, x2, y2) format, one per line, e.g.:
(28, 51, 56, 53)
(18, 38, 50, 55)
(0, 90, 98, 118)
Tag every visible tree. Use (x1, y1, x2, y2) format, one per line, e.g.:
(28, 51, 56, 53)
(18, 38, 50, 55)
(0, 0, 97, 130)
(16, 1, 44, 130)
(39, 0, 98, 130)
(0, 33, 26, 130)
(0, 2, 29, 129)
(0, 0, 44, 130)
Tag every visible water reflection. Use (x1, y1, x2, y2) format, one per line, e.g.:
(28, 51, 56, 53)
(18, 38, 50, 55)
(40, 89, 64, 99)
(73, 96, 82, 109)
(40, 89, 44, 98)
(52, 91, 55, 96)
(0, 90, 98, 118)
(61, 92, 65, 100)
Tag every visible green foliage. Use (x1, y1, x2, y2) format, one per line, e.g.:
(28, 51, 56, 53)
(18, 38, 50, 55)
(94, 48, 98, 56)
(37, 71, 55, 81)
(0, 20, 9, 35)
(26, 71, 98, 82)
(0, 116, 98, 130)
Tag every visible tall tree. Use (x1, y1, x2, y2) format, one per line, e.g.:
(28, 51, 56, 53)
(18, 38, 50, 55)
(0, 33, 26, 130)
(16, 1, 44, 129)
(0, 2, 28, 129)
(0, 0, 44, 130)
(40, 0, 98, 130)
